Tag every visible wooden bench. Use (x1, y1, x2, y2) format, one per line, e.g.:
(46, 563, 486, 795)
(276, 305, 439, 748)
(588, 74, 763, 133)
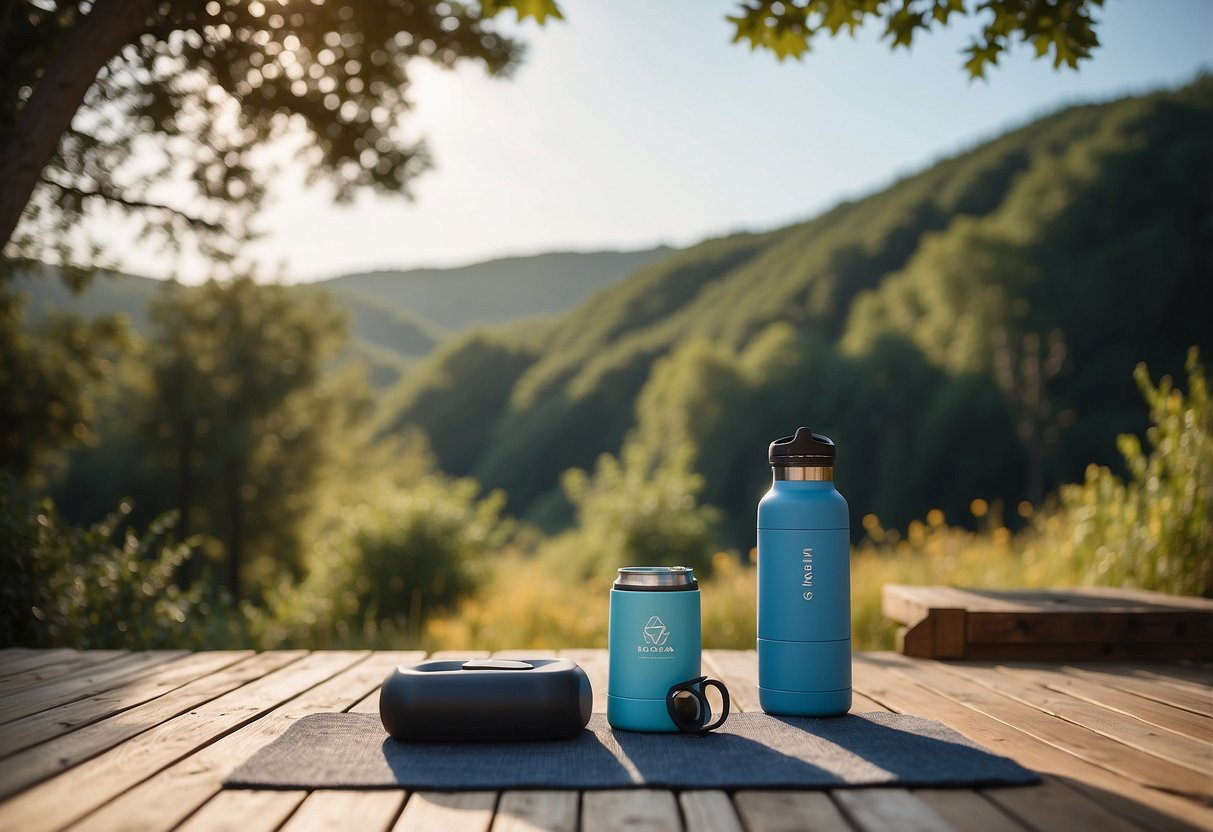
(883, 585, 1213, 661)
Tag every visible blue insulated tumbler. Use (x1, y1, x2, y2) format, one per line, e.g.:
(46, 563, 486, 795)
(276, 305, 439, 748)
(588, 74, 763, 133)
(757, 428, 852, 716)
(607, 566, 702, 732)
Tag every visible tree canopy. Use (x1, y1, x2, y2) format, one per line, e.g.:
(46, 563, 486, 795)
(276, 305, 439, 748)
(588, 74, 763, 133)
(1, 0, 1107, 278)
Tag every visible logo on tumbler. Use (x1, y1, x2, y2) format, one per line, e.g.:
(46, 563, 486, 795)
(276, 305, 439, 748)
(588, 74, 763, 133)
(642, 616, 670, 645)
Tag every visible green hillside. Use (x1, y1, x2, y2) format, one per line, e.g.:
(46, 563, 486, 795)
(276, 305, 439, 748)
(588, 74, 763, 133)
(381, 78, 1213, 543)
(13, 270, 441, 389)
(15, 246, 669, 390)
(15, 269, 160, 332)
(317, 246, 674, 331)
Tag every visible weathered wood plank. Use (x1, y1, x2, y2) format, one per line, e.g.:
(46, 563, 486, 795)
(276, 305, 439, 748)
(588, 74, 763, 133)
(557, 649, 608, 713)
(935, 661, 1213, 778)
(0, 650, 188, 724)
(491, 791, 578, 832)
(912, 791, 1028, 832)
(885, 586, 1213, 661)
(846, 658, 1030, 831)
(923, 660, 1210, 797)
(0, 649, 252, 757)
(1063, 664, 1213, 718)
(1076, 587, 1213, 611)
(67, 650, 424, 832)
(733, 791, 853, 832)
(0, 648, 81, 677)
(582, 790, 680, 832)
(984, 779, 1139, 832)
(702, 649, 759, 713)
(852, 653, 1211, 831)
(850, 690, 891, 712)
(701, 649, 889, 714)
(885, 586, 969, 659)
(175, 789, 307, 832)
(704, 648, 970, 831)
(280, 790, 405, 832)
(0, 649, 352, 832)
(0, 650, 297, 799)
(1130, 661, 1213, 688)
(0, 650, 126, 694)
(998, 664, 1213, 743)
(962, 642, 1213, 662)
(966, 612, 1213, 645)
(680, 790, 744, 832)
(349, 651, 428, 714)
(832, 788, 954, 832)
(394, 792, 496, 832)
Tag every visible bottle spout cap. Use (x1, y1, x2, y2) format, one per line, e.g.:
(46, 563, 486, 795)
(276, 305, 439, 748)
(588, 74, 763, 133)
(769, 427, 835, 467)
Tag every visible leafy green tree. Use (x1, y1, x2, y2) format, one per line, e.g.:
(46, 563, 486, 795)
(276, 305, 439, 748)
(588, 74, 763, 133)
(0, 283, 127, 482)
(2, 1, 1111, 273)
(1, 0, 557, 272)
(145, 277, 366, 599)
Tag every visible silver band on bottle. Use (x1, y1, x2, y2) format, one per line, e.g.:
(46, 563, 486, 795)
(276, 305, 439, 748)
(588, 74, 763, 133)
(773, 466, 834, 481)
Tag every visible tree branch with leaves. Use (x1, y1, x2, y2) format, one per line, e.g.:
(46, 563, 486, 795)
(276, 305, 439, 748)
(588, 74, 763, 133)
(1, 0, 1106, 280)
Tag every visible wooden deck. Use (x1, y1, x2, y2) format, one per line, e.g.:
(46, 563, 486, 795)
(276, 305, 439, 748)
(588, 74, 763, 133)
(0, 648, 1209, 831)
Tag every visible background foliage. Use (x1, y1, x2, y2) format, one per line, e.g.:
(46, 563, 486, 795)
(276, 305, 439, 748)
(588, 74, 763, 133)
(2, 79, 1210, 651)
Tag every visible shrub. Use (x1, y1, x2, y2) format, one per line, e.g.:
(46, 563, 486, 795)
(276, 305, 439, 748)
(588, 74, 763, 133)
(1059, 348, 1212, 596)
(0, 476, 240, 649)
(262, 475, 511, 647)
(560, 441, 720, 579)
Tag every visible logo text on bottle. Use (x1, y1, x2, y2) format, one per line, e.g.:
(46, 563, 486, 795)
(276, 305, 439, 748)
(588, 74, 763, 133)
(802, 547, 814, 601)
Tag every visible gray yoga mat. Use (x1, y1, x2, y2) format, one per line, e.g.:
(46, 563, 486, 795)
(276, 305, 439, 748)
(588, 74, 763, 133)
(224, 712, 1039, 790)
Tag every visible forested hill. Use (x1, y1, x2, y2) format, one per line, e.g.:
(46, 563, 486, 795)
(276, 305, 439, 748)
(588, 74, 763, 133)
(316, 246, 674, 331)
(15, 246, 672, 389)
(380, 78, 1213, 544)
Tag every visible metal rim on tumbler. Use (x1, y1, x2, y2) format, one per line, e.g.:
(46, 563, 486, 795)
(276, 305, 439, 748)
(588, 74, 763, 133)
(614, 566, 698, 590)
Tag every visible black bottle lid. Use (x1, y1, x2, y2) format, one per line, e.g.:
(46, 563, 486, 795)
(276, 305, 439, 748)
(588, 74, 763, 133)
(769, 427, 836, 467)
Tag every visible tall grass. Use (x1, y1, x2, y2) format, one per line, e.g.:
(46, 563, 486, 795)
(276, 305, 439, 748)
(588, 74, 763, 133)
(422, 504, 1089, 652)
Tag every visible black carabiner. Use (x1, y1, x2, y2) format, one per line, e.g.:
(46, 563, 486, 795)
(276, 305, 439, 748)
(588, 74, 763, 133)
(665, 675, 730, 736)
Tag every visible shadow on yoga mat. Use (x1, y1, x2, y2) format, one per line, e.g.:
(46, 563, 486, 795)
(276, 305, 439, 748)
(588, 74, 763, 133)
(224, 712, 1039, 790)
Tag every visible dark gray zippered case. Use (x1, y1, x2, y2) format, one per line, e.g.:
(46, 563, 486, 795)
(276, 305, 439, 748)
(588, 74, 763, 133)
(379, 658, 593, 742)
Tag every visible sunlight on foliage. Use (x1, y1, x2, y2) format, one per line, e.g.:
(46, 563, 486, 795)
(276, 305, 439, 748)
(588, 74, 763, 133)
(0, 476, 240, 649)
(727, 0, 1104, 76)
(1058, 349, 1212, 596)
(560, 441, 721, 579)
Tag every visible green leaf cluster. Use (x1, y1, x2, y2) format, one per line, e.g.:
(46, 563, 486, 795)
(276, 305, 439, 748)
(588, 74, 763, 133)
(727, 0, 1104, 76)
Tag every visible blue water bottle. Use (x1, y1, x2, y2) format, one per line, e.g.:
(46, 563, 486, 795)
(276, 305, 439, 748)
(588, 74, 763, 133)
(757, 428, 852, 716)
(607, 567, 701, 732)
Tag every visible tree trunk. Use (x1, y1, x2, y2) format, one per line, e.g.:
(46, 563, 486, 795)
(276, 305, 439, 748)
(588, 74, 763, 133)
(0, 0, 158, 249)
